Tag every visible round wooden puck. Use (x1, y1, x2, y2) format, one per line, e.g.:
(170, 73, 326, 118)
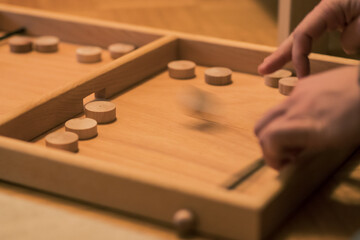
(45, 131, 79, 153)
(85, 101, 116, 124)
(173, 209, 196, 237)
(177, 86, 219, 121)
(264, 69, 292, 88)
(168, 60, 196, 79)
(279, 77, 298, 96)
(34, 36, 59, 53)
(8, 36, 32, 53)
(76, 46, 102, 63)
(108, 43, 136, 59)
(65, 118, 98, 140)
(204, 67, 232, 86)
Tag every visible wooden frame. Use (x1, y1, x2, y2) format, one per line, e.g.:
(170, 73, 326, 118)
(0, 4, 359, 240)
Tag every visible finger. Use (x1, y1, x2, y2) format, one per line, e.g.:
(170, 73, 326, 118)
(292, 31, 311, 78)
(258, 36, 293, 75)
(292, 0, 350, 77)
(254, 101, 289, 136)
(341, 16, 360, 54)
(259, 119, 317, 169)
(291, 3, 332, 77)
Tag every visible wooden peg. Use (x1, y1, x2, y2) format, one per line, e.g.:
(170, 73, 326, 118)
(173, 209, 196, 237)
(45, 131, 79, 152)
(65, 118, 98, 140)
(204, 67, 232, 86)
(8, 36, 32, 53)
(84, 101, 116, 124)
(279, 77, 298, 96)
(34, 36, 59, 53)
(264, 69, 292, 88)
(76, 46, 102, 63)
(168, 60, 196, 79)
(108, 43, 136, 59)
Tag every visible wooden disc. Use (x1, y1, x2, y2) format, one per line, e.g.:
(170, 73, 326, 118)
(34, 36, 59, 53)
(76, 46, 102, 63)
(8, 36, 32, 53)
(108, 43, 136, 59)
(177, 86, 219, 121)
(173, 209, 196, 237)
(264, 69, 292, 88)
(279, 77, 298, 96)
(85, 101, 116, 124)
(45, 131, 79, 152)
(205, 67, 232, 86)
(168, 60, 196, 79)
(65, 118, 98, 140)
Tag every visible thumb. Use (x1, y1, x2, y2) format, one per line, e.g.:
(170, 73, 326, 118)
(341, 16, 360, 55)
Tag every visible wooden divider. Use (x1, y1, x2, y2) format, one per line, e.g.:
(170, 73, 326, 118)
(0, 35, 178, 141)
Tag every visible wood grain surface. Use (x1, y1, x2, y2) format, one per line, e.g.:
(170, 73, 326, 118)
(0, 1, 359, 240)
(34, 66, 284, 188)
(0, 0, 278, 46)
(0, 35, 112, 117)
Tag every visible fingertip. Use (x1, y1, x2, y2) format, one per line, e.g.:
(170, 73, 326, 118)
(257, 61, 268, 76)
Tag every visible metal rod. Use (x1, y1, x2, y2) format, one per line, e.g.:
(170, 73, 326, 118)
(0, 27, 26, 41)
(222, 158, 265, 190)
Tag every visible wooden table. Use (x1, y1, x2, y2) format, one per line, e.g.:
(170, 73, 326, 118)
(0, 1, 359, 240)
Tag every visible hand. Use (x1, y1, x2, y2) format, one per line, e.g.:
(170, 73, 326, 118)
(254, 66, 360, 169)
(258, 0, 360, 78)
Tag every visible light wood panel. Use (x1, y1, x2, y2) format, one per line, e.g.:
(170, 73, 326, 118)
(0, 0, 278, 46)
(0, 35, 112, 118)
(34, 66, 285, 187)
(0, 35, 178, 141)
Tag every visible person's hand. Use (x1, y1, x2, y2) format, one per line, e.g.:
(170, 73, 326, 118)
(258, 0, 360, 78)
(254, 66, 360, 169)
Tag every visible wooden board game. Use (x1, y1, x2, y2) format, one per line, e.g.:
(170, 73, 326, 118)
(0, 4, 359, 240)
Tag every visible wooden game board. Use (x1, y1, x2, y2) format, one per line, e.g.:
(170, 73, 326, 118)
(0, 4, 358, 240)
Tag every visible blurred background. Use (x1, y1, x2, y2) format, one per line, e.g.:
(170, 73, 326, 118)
(0, 0, 279, 46)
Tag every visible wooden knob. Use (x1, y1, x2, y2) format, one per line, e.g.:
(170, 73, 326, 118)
(168, 60, 196, 79)
(45, 131, 79, 152)
(65, 118, 98, 140)
(76, 46, 102, 63)
(8, 36, 32, 53)
(264, 69, 292, 88)
(173, 209, 196, 237)
(108, 43, 136, 59)
(85, 101, 116, 124)
(279, 77, 298, 96)
(204, 67, 232, 86)
(34, 36, 59, 53)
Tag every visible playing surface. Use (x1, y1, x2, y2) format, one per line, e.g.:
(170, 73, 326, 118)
(34, 66, 285, 188)
(0, 33, 112, 117)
